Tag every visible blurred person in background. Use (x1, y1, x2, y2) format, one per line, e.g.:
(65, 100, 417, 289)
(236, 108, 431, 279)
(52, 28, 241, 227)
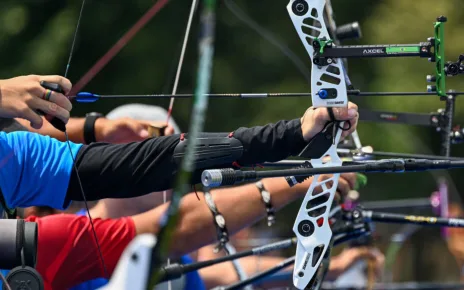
(197, 229, 383, 288)
(445, 203, 464, 280)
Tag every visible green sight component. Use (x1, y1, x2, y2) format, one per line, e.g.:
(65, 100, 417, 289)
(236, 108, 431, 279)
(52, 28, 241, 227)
(355, 173, 367, 190)
(434, 17, 446, 98)
(314, 38, 334, 54)
(386, 46, 420, 54)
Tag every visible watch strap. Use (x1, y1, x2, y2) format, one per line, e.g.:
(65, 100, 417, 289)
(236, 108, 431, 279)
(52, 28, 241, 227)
(83, 114, 102, 144)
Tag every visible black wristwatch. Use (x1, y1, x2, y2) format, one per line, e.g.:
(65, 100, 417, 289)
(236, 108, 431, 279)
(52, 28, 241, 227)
(84, 112, 104, 144)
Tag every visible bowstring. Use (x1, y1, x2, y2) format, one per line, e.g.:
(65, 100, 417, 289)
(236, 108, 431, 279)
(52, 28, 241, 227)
(165, 0, 199, 125)
(162, 0, 198, 289)
(147, 0, 217, 287)
(63, 0, 109, 278)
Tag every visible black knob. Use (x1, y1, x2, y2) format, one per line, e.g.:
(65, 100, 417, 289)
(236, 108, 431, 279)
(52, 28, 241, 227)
(292, 0, 309, 16)
(437, 15, 447, 22)
(335, 22, 363, 41)
(297, 220, 315, 237)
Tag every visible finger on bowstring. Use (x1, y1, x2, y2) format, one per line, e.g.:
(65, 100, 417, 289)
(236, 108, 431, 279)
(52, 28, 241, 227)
(21, 108, 44, 129)
(39, 75, 72, 94)
(32, 97, 70, 124)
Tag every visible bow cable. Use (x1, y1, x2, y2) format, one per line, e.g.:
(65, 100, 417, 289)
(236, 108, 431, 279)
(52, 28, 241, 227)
(62, 0, 109, 278)
(147, 0, 217, 288)
(162, 0, 198, 289)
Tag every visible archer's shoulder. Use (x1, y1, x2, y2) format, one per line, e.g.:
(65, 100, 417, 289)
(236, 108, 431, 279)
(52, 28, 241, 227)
(0, 130, 51, 145)
(0, 131, 83, 153)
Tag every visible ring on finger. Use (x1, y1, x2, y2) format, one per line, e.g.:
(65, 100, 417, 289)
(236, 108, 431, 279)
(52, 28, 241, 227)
(42, 89, 52, 101)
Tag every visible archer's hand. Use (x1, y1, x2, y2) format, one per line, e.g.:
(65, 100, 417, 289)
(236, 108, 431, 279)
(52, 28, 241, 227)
(295, 173, 357, 199)
(327, 247, 385, 279)
(95, 118, 175, 143)
(300, 101, 359, 141)
(0, 75, 72, 129)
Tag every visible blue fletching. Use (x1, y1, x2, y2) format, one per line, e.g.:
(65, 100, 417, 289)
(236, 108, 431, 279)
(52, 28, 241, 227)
(76, 92, 99, 103)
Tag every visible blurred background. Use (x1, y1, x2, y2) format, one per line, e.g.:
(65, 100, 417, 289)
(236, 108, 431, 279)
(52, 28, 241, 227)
(2, 0, 464, 284)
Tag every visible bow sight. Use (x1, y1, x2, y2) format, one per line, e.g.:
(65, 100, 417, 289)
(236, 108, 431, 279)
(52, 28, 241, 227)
(307, 15, 458, 99)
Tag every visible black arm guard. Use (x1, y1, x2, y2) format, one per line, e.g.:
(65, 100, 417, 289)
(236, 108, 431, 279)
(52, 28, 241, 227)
(173, 133, 244, 169)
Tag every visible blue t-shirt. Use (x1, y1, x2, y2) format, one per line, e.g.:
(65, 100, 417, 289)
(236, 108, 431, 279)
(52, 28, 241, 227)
(70, 210, 206, 290)
(0, 131, 81, 288)
(0, 131, 81, 209)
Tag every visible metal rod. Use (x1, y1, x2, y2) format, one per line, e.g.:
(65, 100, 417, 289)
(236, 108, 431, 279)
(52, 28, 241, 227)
(364, 210, 464, 227)
(441, 92, 456, 157)
(364, 151, 464, 160)
(361, 198, 432, 211)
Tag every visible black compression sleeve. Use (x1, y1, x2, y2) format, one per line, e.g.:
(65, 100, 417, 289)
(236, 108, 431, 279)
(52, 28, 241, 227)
(67, 136, 180, 201)
(66, 118, 307, 201)
(233, 118, 307, 165)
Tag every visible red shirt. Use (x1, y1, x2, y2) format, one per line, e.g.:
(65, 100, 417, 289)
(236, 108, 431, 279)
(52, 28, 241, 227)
(26, 214, 136, 290)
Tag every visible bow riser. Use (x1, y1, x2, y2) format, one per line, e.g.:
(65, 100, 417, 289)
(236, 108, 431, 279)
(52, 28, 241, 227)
(287, 0, 348, 108)
(288, 0, 348, 288)
(292, 128, 343, 289)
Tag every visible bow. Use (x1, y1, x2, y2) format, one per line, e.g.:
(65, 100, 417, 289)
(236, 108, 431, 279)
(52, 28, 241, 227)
(287, 0, 349, 288)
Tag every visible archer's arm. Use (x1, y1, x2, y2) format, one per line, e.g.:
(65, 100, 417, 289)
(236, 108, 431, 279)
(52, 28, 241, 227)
(31, 214, 136, 288)
(16, 116, 172, 144)
(15, 117, 86, 142)
(129, 173, 355, 259)
(66, 102, 358, 202)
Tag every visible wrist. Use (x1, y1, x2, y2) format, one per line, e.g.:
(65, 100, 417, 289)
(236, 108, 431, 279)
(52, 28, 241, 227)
(94, 117, 107, 142)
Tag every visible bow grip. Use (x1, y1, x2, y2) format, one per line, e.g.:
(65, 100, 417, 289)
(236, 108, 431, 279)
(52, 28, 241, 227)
(298, 122, 336, 159)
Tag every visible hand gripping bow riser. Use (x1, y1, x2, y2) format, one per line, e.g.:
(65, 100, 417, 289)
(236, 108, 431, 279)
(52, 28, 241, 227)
(288, 0, 348, 288)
